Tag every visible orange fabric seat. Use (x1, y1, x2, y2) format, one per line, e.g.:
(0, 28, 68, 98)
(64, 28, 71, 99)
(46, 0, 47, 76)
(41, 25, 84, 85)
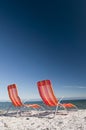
(62, 103, 75, 108)
(24, 104, 41, 108)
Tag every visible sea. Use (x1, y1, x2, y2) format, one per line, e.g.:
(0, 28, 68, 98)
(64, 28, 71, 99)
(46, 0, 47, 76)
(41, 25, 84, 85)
(0, 99, 86, 111)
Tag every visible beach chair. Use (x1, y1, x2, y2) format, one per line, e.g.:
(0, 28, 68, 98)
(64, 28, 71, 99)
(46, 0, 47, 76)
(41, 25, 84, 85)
(7, 84, 41, 116)
(37, 80, 78, 117)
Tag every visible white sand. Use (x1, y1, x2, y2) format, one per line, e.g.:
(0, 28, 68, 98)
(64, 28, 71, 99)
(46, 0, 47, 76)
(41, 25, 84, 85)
(0, 110, 86, 130)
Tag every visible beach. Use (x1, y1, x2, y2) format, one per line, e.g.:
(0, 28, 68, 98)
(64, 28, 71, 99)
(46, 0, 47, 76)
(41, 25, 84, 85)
(0, 109, 86, 130)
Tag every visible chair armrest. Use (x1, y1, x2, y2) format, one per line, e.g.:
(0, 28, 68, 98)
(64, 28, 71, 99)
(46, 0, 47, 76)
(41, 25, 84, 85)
(58, 96, 64, 104)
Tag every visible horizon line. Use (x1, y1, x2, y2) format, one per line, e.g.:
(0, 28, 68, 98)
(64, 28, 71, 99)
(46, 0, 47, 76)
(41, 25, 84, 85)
(0, 97, 86, 102)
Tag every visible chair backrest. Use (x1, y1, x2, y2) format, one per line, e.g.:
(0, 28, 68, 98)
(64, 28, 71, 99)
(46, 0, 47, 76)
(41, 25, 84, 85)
(7, 84, 23, 107)
(37, 80, 58, 106)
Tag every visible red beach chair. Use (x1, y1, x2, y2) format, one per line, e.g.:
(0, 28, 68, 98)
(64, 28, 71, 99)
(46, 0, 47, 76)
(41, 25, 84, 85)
(7, 84, 41, 116)
(37, 80, 78, 117)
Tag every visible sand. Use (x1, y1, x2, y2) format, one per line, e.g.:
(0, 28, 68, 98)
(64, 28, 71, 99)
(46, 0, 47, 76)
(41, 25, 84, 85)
(0, 109, 86, 130)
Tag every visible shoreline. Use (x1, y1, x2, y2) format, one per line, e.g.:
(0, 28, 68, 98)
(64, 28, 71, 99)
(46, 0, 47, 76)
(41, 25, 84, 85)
(0, 109, 86, 130)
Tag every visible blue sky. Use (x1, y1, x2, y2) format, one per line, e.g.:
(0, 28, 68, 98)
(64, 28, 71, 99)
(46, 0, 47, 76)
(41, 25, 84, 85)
(0, 0, 86, 101)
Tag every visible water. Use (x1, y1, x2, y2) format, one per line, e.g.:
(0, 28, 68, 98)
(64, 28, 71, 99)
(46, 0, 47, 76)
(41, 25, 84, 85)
(0, 99, 86, 111)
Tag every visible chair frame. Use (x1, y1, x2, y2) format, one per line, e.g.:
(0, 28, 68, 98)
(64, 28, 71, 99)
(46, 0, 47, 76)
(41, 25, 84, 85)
(37, 80, 78, 117)
(7, 84, 42, 116)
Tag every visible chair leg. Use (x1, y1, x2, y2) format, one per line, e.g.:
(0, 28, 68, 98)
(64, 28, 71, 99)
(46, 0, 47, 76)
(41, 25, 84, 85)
(54, 104, 68, 117)
(5, 104, 13, 115)
(14, 106, 27, 117)
(16, 107, 23, 117)
(54, 105, 59, 117)
(74, 105, 78, 111)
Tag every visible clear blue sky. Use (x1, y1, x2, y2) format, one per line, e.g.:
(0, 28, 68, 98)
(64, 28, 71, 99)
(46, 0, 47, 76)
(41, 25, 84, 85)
(0, 0, 86, 101)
